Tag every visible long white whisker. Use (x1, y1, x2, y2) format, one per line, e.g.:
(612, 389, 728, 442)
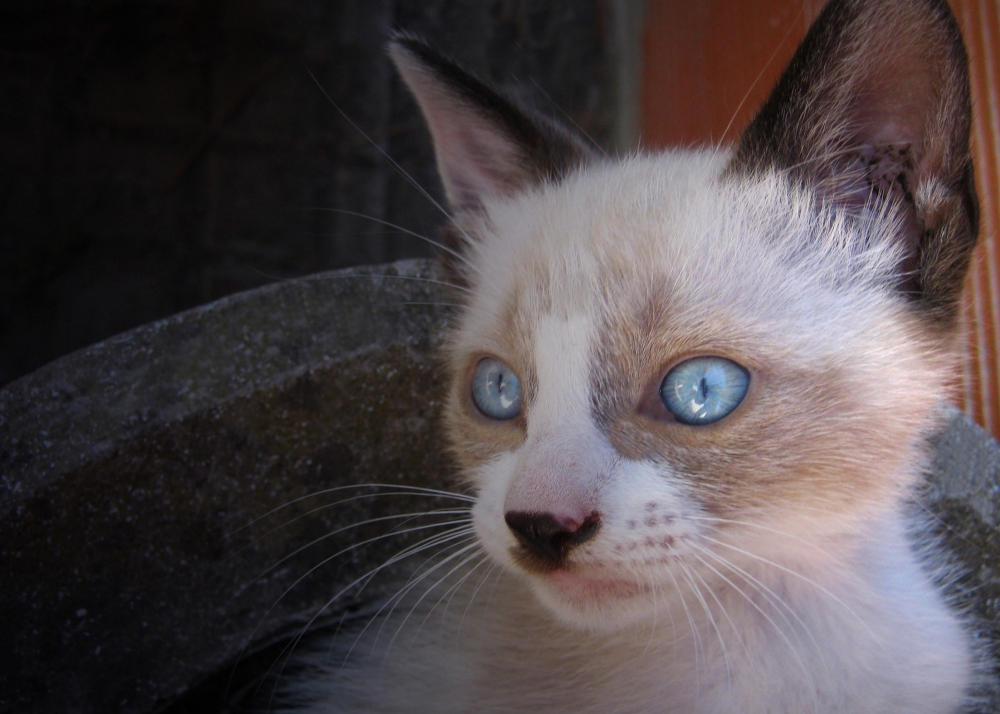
(709, 2, 806, 159)
(353, 528, 479, 603)
(697, 534, 881, 644)
(678, 560, 734, 686)
(237, 523, 474, 707)
(460, 560, 501, 635)
(230, 500, 471, 561)
(407, 550, 488, 647)
(403, 301, 463, 308)
(684, 514, 855, 569)
(685, 549, 818, 709)
(305, 207, 481, 281)
(234, 521, 475, 682)
(640, 562, 658, 658)
(307, 270, 472, 294)
(690, 541, 831, 675)
(381, 543, 483, 654)
(528, 77, 608, 157)
(344, 534, 481, 661)
(687, 559, 746, 681)
(663, 562, 702, 696)
(247, 516, 473, 590)
(230, 483, 474, 536)
(432, 552, 489, 627)
(354, 537, 480, 659)
(303, 64, 483, 275)
(267, 532, 479, 710)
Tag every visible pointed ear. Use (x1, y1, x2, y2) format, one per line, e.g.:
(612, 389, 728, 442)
(388, 35, 594, 215)
(729, 0, 978, 324)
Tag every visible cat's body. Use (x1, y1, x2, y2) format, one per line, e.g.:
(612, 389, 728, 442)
(283, 0, 985, 711)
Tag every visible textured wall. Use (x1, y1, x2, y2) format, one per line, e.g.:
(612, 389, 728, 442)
(0, 0, 617, 387)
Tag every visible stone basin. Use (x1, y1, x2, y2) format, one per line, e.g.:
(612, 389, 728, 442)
(2, 258, 999, 712)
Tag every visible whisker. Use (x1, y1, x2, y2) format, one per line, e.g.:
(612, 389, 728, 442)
(305, 207, 480, 280)
(382, 544, 483, 655)
(229, 483, 474, 537)
(368, 535, 481, 636)
(460, 560, 501, 635)
(229, 497, 470, 561)
(686, 559, 745, 680)
(911, 494, 981, 550)
(696, 533, 881, 644)
(301, 270, 473, 295)
(401, 550, 488, 649)
(640, 561, 659, 658)
(683, 514, 855, 569)
(529, 78, 608, 157)
(690, 541, 828, 665)
(244, 515, 473, 591)
(246, 265, 473, 297)
(232, 522, 474, 681)
(257, 526, 478, 707)
(302, 64, 483, 275)
(687, 548, 817, 707)
(228, 522, 473, 706)
(345, 535, 481, 661)
(402, 301, 463, 308)
(427, 552, 489, 629)
(709, 2, 806, 157)
(678, 559, 734, 686)
(266, 534, 474, 710)
(662, 562, 702, 695)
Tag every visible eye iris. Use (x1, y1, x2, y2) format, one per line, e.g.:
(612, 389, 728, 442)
(472, 358, 522, 420)
(660, 357, 748, 425)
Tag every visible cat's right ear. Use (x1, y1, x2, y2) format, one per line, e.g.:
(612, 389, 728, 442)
(388, 35, 593, 217)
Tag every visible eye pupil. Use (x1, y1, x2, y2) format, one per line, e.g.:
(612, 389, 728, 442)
(472, 358, 522, 420)
(659, 357, 748, 425)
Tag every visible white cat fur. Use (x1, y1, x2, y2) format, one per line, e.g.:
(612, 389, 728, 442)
(281, 0, 982, 710)
(284, 153, 975, 713)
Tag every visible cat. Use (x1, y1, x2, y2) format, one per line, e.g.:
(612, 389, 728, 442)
(280, 0, 985, 711)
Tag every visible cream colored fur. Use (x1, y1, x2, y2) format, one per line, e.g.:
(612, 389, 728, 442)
(284, 151, 977, 713)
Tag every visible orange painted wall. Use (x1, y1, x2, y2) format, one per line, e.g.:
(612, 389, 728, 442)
(641, 0, 1000, 439)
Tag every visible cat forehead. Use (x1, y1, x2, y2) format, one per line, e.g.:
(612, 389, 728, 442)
(455, 150, 902, 357)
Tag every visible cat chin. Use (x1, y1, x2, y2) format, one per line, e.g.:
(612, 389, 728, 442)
(524, 569, 656, 631)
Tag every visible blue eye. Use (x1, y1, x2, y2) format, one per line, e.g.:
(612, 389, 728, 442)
(472, 358, 522, 420)
(660, 357, 749, 425)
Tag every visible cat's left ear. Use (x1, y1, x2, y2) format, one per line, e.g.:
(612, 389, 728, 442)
(389, 35, 594, 216)
(729, 0, 978, 325)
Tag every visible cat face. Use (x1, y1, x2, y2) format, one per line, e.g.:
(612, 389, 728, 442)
(390, 0, 976, 631)
(440, 156, 947, 629)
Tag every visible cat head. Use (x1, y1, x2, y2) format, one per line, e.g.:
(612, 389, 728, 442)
(389, 0, 976, 630)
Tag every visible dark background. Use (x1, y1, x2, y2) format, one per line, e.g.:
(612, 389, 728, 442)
(0, 0, 622, 388)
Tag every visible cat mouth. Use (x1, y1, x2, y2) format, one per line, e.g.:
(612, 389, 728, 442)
(544, 569, 644, 602)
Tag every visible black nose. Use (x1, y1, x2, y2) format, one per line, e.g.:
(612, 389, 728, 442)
(504, 511, 601, 566)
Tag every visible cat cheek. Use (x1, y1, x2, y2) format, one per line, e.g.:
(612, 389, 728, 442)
(471, 452, 524, 566)
(601, 459, 706, 539)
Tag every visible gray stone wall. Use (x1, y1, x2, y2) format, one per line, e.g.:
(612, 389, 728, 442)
(0, 0, 620, 387)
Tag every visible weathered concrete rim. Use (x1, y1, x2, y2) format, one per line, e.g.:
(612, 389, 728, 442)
(0, 258, 451, 515)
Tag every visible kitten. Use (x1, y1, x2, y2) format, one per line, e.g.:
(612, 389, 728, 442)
(285, 0, 984, 711)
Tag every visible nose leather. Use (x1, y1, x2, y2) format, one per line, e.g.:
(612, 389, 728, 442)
(504, 510, 601, 565)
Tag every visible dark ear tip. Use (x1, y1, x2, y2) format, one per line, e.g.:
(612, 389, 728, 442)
(386, 31, 433, 66)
